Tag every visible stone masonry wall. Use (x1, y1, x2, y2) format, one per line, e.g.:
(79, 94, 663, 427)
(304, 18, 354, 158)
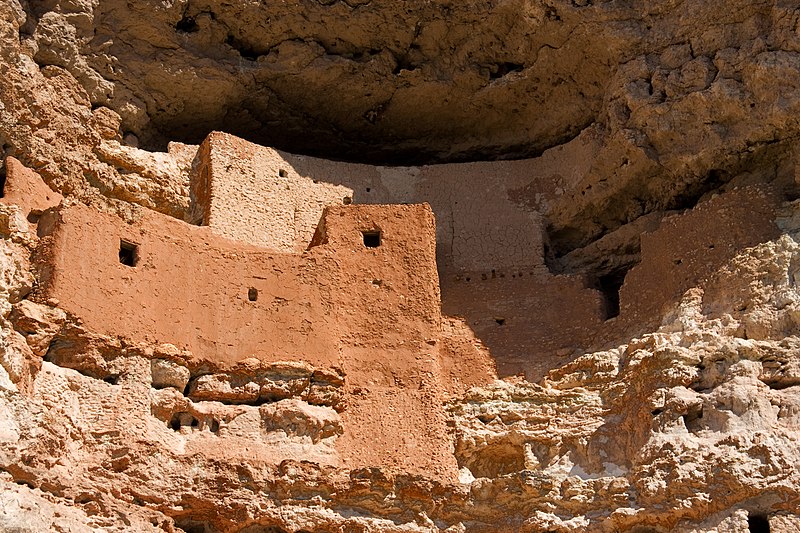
(192, 132, 781, 380)
(36, 202, 440, 368)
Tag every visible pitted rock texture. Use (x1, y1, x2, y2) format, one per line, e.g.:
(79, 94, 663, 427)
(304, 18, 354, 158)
(21, 0, 614, 162)
(16, 0, 800, 171)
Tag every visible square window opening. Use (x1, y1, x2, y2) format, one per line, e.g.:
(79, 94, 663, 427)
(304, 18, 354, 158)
(748, 515, 770, 533)
(362, 230, 381, 248)
(119, 240, 139, 267)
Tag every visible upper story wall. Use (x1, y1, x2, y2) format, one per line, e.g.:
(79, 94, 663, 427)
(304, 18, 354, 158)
(189, 132, 352, 253)
(189, 130, 600, 272)
(181, 133, 782, 381)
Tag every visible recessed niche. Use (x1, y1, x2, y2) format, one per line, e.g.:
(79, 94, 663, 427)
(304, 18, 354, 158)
(362, 230, 381, 248)
(278, 168, 288, 178)
(587, 266, 630, 320)
(248, 287, 258, 301)
(119, 240, 139, 267)
(169, 412, 197, 431)
(175, 15, 199, 33)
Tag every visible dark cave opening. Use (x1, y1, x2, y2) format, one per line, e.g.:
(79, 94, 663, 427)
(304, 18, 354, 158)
(142, 120, 559, 166)
(175, 16, 199, 33)
(135, 101, 595, 167)
(489, 62, 525, 80)
(225, 34, 262, 61)
(543, 165, 737, 263)
(748, 514, 770, 533)
(668, 168, 730, 211)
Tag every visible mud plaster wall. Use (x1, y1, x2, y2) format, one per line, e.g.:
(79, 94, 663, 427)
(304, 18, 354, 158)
(440, 269, 606, 378)
(620, 186, 781, 326)
(465, 185, 779, 379)
(37, 202, 440, 368)
(1, 157, 63, 218)
(36, 201, 461, 478)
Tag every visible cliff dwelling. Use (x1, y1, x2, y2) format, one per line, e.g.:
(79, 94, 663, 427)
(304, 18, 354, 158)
(2, 1, 800, 532)
(4, 126, 787, 481)
(26, 130, 782, 382)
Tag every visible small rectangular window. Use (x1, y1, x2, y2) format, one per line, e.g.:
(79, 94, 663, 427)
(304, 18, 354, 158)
(119, 240, 139, 267)
(362, 230, 381, 248)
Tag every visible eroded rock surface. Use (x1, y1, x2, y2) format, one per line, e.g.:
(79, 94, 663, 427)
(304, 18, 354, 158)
(2, 0, 800, 532)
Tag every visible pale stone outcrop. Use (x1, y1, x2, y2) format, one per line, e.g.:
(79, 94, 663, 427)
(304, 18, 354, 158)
(150, 358, 191, 391)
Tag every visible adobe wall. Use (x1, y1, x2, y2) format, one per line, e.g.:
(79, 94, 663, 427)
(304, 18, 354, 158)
(35, 201, 460, 478)
(440, 269, 606, 378)
(37, 202, 441, 368)
(11, 136, 777, 393)
(190, 132, 352, 252)
(454, 186, 781, 379)
(39, 204, 332, 366)
(619, 185, 780, 327)
(12, 143, 784, 475)
(189, 132, 610, 380)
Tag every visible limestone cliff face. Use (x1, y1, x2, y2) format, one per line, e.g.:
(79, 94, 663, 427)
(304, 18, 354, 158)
(2, 1, 800, 532)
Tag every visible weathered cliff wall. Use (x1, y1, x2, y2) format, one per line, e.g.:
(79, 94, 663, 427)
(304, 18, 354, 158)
(2, 0, 800, 532)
